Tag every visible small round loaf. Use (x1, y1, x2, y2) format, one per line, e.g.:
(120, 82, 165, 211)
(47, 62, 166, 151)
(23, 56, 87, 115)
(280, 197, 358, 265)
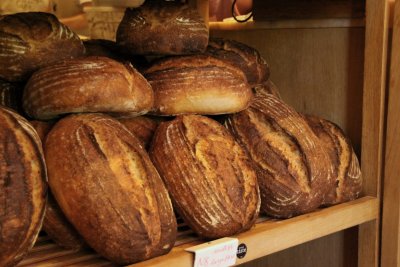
(144, 55, 253, 115)
(117, 1, 208, 55)
(0, 12, 84, 82)
(305, 115, 362, 205)
(226, 93, 332, 218)
(0, 107, 47, 267)
(45, 113, 176, 265)
(23, 56, 154, 120)
(149, 115, 260, 239)
(0, 79, 23, 112)
(206, 38, 270, 86)
(117, 116, 159, 149)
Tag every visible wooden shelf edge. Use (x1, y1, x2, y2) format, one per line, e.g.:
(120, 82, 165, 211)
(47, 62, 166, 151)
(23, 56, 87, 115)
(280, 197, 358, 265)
(131, 196, 378, 267)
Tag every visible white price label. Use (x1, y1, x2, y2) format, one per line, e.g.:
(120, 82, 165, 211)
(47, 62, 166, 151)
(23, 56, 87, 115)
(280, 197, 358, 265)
(185, 237, 239, 267)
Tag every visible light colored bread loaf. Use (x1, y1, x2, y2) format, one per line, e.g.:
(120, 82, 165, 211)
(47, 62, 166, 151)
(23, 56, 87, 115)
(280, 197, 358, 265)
(0, 12, 84, 82)
(149, 115, 260, 239)
(206, 38, 270, 86)
(116, 1, 208, 55)
(226, 93, 332, 218)
(23, 56, 154, 120)
(0, 107, 47, 267)
(144, 55, 253, 115)
(305, 115, 362, 205)
(45, 113, 176, 265)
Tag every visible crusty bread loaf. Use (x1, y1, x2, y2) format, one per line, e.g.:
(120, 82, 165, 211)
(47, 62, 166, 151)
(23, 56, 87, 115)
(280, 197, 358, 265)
(226, 93, 332, 218)
(45, 113, 176, 265)
(305, 115, 362, 205)
(254, 80, 281, 99)
(0, 107, 47, 267)
(206, 38, 270, 86)
(30, 119, 84, 250)
(117, 116, 159, 149)
(149, 115, 260, 239)
(144, 55, 253, 115)
(0, 79, 23, 112)
(0, 12, 84, 82)
(23, 56, 154, 120)
(116, 0, 208, 55)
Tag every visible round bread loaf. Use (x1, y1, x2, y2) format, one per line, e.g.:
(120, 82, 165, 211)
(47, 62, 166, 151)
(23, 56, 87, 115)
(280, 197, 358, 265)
(149, 115, 260, 239)
(45, 113, 176, 265)
(305, 115, 362, 205)
(116, 1, 208, 55)
(144, 55, 253, 115)
(206, 38, 270, 86)
(0, 107, 47, 267)
(226, 93, 332, 218)
(0, 12, 84, 82)
(0, 79, 23, 112)
(117, 116, 159, 149)
(30, 120, 84, 250)
(23, 56, 154, 120)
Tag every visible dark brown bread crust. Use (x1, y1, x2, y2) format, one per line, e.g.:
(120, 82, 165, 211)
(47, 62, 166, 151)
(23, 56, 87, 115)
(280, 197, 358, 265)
(226, 93, 332, 218)
(0, 79, 23, 112)
(149, 115, 260, 239)
(23, 56, 154, 120)
(45, 113, 176, 265)
(305, 115, 362, 205)
(0, 107, 47, 267)
(144, 55, 253, 115)
(117, 116, 159, 149)
(116, 1, 208, 55)
(0, 12, 84, 82)
(206, 38, 270, 86)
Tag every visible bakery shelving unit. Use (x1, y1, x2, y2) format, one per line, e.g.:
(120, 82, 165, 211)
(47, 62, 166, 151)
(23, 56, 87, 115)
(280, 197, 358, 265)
(18, 0, 389, 266)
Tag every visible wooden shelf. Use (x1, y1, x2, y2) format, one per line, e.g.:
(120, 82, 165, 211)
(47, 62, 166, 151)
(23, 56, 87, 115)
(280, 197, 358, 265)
(18, 196, 378, 267)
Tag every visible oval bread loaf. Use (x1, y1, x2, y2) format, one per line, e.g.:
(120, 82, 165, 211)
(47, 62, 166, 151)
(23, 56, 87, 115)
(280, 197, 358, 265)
(45, 113, 176, 265)
(149, 115, 260, 239)
(0, 12, 84, 82)
(226, 93, 332, 218)
(23, 56, 154, 120)
(0, 107, 47, 267)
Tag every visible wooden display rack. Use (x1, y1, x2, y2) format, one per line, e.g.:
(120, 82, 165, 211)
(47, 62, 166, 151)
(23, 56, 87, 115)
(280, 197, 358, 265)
(18, 0, 389, 266)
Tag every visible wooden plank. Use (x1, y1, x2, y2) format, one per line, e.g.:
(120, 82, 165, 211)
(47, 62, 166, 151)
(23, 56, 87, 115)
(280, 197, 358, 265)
(359, 0, 389, 267)
(381, 0, 400, 266)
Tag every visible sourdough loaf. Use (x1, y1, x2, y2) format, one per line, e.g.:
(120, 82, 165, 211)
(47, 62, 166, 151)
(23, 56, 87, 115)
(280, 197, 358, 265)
(305, 115, 362, 205)
(45, 113, 176, 264)
(0, 12, 84, 82)
(226, 93, 332, 218)
(149, 115, 260, 239)
(0, 107, 47, 267)
(144, 55, 253, 115)
(23, 56, 154, 120)
(116, 0, 208, 55)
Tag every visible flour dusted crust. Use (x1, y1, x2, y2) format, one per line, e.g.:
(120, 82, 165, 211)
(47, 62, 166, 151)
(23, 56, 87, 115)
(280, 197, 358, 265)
(149, 115, 260, 239)
(0, 12, 84, 82)
(0, 107, 47, 267)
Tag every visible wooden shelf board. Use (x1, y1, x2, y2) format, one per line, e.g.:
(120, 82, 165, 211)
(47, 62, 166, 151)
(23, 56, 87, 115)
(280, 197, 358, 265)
(19, 196, 377, 267)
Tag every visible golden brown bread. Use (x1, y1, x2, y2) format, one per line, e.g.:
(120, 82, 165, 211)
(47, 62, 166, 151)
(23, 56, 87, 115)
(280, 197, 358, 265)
(206, 38, 270, 86)
(305, 115, 362, 205)
(116, 0, 208, 55)
(0, 12, 84, 82)
(144, 55, 253, 115)
(23, 56, 154, 120)
(30, 119, 84, 250)
(0, 107, 47, 267)
(117, 116, 159, 149)
(149, 115, 260, 239)
(0, 79, 23, 112)
(226, 93, 332, 218)
(45, 113, 176, 265)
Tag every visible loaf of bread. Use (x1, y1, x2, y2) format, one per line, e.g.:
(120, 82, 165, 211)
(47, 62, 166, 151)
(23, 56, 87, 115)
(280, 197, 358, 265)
(0, 107, 47, 267)
(0, 12, 84, 82)
(23, 56, 154, 120)
(117, 116, 159, 149)
(116, 0, 208, 55)
(30, 120, 84, 250)
(226, 93, 332, 218)
(305, 115, 362, 205)
(0, 79, 23, 112)
(149, 115, 260, 239)
(206, 38, 270, 86)
(45, 113, 176, 265)
(144, 55, 253, 115)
